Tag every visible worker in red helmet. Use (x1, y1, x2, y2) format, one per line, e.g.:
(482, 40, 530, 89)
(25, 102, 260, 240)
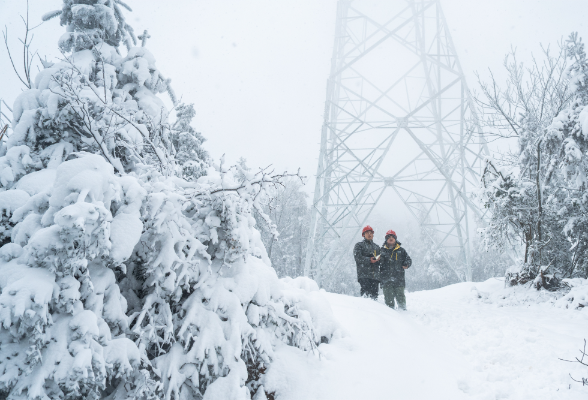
(379, 230, 412, 310)
(353, 225, 381, 300)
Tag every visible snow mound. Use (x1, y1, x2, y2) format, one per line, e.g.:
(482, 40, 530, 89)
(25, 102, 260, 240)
(281, 277, 341, 340)
(555, 278, 588, 309)
(0, 190, 30, 217)
(409, 279, 588, 400)
(15, 169, 56, 195)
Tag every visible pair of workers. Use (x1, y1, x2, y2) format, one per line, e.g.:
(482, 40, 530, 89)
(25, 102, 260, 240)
(353, 226, 412, 310)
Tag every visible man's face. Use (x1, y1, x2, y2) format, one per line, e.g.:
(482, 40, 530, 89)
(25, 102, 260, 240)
(387, 236, 396, 246)
(363, 231, 374, 241)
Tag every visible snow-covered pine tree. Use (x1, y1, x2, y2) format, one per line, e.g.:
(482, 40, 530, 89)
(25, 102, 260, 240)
(0, 154, 155, 399)
(0, 1, 166, 397)
(0, 1, 336, 399)
(170, 103, 208, 181)
(541, 33, 588, 279)
(121, 161, 335, 399)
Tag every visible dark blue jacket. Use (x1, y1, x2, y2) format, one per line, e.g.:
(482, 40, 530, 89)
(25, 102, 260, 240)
(379, 242, 412, 286)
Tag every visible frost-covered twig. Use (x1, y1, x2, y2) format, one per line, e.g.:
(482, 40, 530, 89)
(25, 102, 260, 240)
(2, 0, 42, 89)
(560, 339, 588, 385)
(0, 124, 7, 142)
(209, 167, 303, 196)
(475, 42, 571, 140)
(49, 48, 178, 174)
(49, 73, 125, 172)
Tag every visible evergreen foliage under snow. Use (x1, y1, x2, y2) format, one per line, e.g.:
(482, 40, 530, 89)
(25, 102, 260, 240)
(0, 1, 336, 399)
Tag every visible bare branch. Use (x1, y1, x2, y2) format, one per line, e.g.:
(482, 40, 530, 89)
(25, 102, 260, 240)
(2, 0, 42, 89)
(0, 125, 7, 142)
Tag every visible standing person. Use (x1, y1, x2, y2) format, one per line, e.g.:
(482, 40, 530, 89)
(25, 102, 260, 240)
(379, 230, 412, 310)
(353, 226, 381, 300)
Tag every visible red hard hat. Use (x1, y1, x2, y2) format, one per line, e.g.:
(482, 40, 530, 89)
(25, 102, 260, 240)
(386, 230, 397, 238)
(362, 225, 374, 235)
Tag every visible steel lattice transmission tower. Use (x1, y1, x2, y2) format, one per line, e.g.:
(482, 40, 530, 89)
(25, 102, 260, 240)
(304, 0, 488, 288)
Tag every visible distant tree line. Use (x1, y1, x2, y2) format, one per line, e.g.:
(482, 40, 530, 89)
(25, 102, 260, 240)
(252, 177, 508, 292)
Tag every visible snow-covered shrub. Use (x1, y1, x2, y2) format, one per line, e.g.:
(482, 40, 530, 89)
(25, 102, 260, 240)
(0, 154, 149, 399)
(555, 279, 588, 309)
(0, 1, 335, 399)
(118, 164, 335, 399)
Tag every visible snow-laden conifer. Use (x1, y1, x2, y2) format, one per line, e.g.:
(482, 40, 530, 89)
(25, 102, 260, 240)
(0, 154, 153, 399)
(542, 33, 588, 278)
(0, 1, 336, 399)
(120, 161, 335, 399)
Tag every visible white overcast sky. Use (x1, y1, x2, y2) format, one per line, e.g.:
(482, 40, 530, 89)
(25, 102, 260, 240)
(1, 0, 588, 188)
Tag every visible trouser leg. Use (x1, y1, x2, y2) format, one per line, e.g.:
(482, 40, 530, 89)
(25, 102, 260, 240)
(359, 279, 366, 297)
(394, 286, 406, 310)
(359, 279, 379, 300)
(358, 279, 370, 298)
(382, 283, 395, 308)
(383, 284, 406, 309)
(367, 279, 379, 300)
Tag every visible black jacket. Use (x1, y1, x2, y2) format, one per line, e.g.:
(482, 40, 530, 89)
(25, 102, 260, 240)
(353, 239, 381, 280)
(379, 241, 412, 286)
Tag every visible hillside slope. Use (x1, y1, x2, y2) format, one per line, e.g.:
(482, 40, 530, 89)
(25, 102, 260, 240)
(262, 279, 588, 399)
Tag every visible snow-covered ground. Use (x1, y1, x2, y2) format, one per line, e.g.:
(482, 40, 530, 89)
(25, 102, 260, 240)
(263, 279, 588, 400)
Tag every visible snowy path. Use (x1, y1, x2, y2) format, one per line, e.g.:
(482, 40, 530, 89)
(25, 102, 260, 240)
(263, 280, 588, 400)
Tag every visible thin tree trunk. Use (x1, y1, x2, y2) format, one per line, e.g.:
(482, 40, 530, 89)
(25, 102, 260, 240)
(536, 141, 543, 264)
(524, 228, 532, 264)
